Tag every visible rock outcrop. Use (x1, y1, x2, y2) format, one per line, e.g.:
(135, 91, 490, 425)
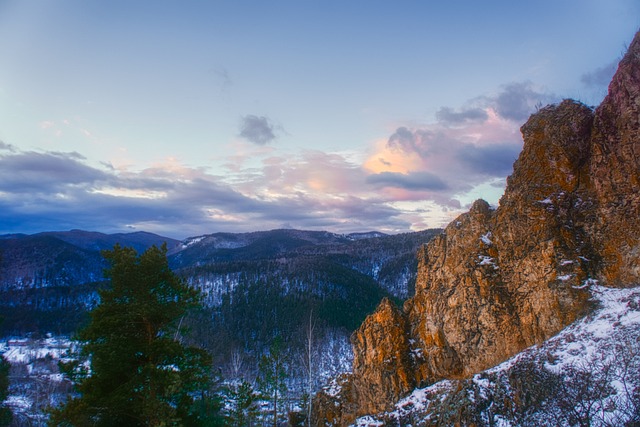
(350, 298, 415, 416)
(314, 30, 640, 424)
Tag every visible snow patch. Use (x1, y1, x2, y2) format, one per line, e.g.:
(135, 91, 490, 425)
(478, 255, 498, 269)
(323, 377, 343, 398)
(353, 415, 384, 426)
(480, 232, 493, 245)
(181, 235, 205, 248)
(2, 337, 72, 364)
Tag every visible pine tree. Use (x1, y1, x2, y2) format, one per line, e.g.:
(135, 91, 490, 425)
(0, 318, 12, 426)
(226, 380, 259, 427)
(50, 244, 215, 426)
(257, 336, 288, 427)
(0, 256, 9, 426)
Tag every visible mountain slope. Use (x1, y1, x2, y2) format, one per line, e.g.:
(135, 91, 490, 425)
(174, 228, 440, 301)
(0, 230, 178, 290)
(0, 230, 178, 335)
(38, 230, 180, 253)
(0, 235, 105, 290)
(169, 229, 440, 375)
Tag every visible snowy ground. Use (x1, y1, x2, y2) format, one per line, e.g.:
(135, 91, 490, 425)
(353, 285, 640, 426)
(0, 329, 353, 424)
(1, 335, 75, 425)
(1, 336, 73, 365)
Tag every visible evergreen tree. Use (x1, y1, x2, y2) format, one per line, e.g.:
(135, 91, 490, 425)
(226, 380, 259, 427)
(257, 336, 288, 427)
(0, 317, 12, 426)
(50, 244, 215, 426)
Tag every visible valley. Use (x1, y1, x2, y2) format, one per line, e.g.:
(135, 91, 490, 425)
(0, 227, 439, 424)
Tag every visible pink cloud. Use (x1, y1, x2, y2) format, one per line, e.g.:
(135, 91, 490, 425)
(366, 114, 519, 187)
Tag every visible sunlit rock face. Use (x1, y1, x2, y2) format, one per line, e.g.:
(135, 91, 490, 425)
(588, 31, 640, 286)
(314, 30, 640, 425)
(350, 298, 415, 416)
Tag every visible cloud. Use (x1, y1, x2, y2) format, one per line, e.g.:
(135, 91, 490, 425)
(0, 141, 16, 151)
(39, 120, 56, 129)
(436, 106, 488, 125)
(0, 147, 411, 238)
(0, 81, 556, 238)
(0, 150, 253, 237)
(0, 151, 109, 193)
(363, 82, 550, 214)
(239, 115, 277, 145)
(366, 171, 448, 191)
(456, 142, 521, 176)
(213, 66, 233, 90)
(386, 127, 455, 159)
(492, 81, 554, 122)
(581, 59, 618, 89)
(216, 150, 415, 230)
(381, 119, 520, 184)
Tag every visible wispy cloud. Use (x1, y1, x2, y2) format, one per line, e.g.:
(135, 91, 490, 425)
(213, 66, 233, 93)
(435, 106, 488, 125)
(38, 120, 56, 129)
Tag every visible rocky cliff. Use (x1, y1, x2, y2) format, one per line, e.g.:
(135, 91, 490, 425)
(314, 30, 640, 425)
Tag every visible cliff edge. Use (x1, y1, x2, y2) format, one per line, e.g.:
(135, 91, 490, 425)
(314, 30, 640, 425)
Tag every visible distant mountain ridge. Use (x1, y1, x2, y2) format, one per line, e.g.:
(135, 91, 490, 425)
(0, 230, 177, 291)
(1, 229, 180, 253)
(171, 229, 358, 265)
(0, 227, 439, 336)
(172, 229, 388, 262)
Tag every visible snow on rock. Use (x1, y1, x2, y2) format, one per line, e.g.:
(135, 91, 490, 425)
(353, 415, 384, 427)
(480, 232, 493, 245)
(544, 285, 640, 369)
(477, 255, 498, 269)
(350, 285, 640, 426)
(324, 377, 344, 398)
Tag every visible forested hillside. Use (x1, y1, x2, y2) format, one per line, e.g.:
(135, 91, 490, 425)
(0, 228, 438, 337)
(0, 227, 439, 423)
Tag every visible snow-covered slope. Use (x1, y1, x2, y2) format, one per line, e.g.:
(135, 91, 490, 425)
(351, 285, 640, 426)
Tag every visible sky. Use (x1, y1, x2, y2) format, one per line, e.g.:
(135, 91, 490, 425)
(0, 1, 638, 239)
